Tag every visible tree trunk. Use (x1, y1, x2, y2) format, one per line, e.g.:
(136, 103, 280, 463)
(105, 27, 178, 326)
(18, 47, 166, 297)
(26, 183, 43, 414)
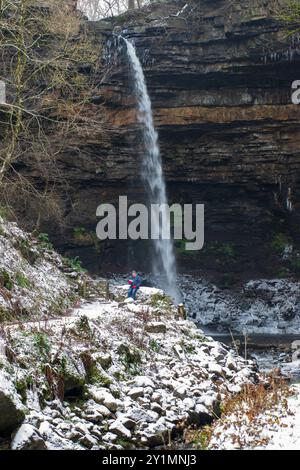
(128, 0, 135, 10)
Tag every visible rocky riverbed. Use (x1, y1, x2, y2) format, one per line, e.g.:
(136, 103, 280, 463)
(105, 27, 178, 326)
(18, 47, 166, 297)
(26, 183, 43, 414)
(180, 275, 300, 335)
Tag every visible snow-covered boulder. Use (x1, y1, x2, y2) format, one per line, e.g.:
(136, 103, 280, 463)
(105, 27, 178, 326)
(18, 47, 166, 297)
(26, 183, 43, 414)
(0, 372, 26, 432)
(11, 424, 47, 450)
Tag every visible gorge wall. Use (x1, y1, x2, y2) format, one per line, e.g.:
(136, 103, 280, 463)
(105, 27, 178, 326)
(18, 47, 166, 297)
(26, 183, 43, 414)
(25, 0, 300, 284)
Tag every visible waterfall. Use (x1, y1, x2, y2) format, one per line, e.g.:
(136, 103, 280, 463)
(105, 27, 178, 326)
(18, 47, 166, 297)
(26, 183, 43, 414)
(122, 38, 180, 303)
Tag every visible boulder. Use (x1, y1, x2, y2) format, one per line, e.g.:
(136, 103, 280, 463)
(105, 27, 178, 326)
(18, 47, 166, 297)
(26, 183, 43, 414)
(59, 355, 86, 393)
(11, 424, 47, 450)
(95, 353, 112, 370)
(133, 376, 155, 388)
(89, 387, 118, 412)
(0, 372, 26, 432)
(187, 404, 214, 426)
(128, 387, 144, 400)
(109, 420, 131, 439)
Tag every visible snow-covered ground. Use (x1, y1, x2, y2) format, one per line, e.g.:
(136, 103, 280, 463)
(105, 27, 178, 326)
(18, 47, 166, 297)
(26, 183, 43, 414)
(0, 283, 259, 450)
(1, 216, 300, 450)
(0, 216, 91, 320)
(263, 385, 300, 450)
(209, 383, 300, 450)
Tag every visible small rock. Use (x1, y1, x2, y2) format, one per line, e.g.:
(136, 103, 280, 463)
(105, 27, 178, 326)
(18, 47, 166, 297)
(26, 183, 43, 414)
(145, 322, 167, 334)
(150, 403, 165, 415)
(182, 398, 195, 410)
(128, 387, 144, 400)
(38, 421, 52, 438)
(79, 434, 98, 449)
(173, 344, 185, 360)
(93, 352, 112, 370)
(152, 392, 162, 403)
(103, 432, 118, 443)
(174, 386, 188, 399)
(89, 388, 118, 412)
(133, 376, 155, 388)
(208, 363, 223, 376)
(109, 420, 131, 439)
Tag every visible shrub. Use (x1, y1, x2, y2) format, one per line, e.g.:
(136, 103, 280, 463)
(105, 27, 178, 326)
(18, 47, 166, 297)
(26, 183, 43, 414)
(33, 332, 51, 358)
(0, 269, 13, 290)
(64, 256, 87, 273)
(15, 272, 31, 289)
(38, 233, 53, 250)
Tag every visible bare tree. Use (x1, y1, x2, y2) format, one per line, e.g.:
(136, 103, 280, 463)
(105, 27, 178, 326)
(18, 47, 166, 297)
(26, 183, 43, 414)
(0, 0, 105, 230)
(77, 0, 153, 20)
(128, 0, 135, 10)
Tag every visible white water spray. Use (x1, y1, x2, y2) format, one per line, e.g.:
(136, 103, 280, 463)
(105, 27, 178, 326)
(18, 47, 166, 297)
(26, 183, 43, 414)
(123, 38, 180, 302)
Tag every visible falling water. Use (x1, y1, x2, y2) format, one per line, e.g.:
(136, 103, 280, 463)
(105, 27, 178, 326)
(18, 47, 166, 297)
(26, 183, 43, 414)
(122, 38, 180, 303)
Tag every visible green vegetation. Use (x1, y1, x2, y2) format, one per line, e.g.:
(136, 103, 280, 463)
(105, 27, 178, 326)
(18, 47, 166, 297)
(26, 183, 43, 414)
(73, 227, 88, 238)
(149, 339, 161, 353)
(150, 293, 173, 310)
(73, 227, 101, 253)
(15, 375, 34, 403)
(15, 272, 31, 289)
(0, 206, 9, 219)
(278, 0, 300, 35)
(181, 341, 196, 354)
(194, 333, 209, 343)
(0, 269, 13, 290)
(33, 332, 51, 358)
(89, 369, 112, 387)
(118, 344, 141, 376)
(290, 256, 300, 274)
(63, 256, 87, 273)
(115, 438, 135, 449)
(76, 315, 91, 334)
(208, 242, 236, 259)
(175, 238, 200, 255)
(184, 426, 212, 450)
(14, 237, 38, 264)
(0, 306, 13, 323)
(38, 233, 53, 251)
(270, 233, 300, 277)
(271, 233, 291, 254)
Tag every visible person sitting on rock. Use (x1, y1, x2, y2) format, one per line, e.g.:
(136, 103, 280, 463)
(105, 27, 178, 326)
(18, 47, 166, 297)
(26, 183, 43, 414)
(128, 270, 142, 300)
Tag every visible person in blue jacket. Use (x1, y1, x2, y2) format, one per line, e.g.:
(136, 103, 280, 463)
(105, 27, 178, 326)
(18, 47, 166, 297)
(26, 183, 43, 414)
(128, 270, 142, 300)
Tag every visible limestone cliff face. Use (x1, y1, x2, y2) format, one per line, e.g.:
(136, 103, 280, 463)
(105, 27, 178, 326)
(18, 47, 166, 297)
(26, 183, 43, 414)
(37, 0, 300, 282)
